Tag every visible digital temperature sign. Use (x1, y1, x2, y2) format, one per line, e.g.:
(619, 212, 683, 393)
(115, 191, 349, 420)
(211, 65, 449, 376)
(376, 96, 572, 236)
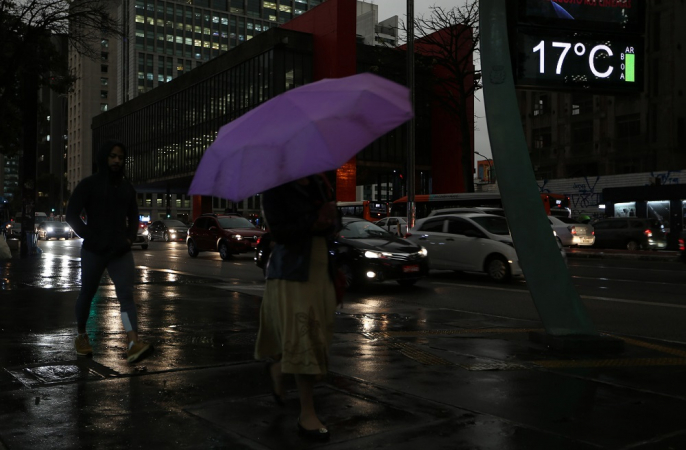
(514, 29, 643, 93)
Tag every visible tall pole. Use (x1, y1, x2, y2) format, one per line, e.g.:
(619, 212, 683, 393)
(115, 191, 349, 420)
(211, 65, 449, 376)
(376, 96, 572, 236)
(406, 0, 416, 231)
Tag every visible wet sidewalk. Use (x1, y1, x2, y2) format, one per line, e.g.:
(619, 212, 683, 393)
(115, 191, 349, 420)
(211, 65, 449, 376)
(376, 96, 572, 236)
(1, 257, 686, 449)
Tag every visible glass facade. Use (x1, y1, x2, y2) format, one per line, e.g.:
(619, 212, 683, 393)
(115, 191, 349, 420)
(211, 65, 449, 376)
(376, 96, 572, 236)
(94, 29, 313, 194)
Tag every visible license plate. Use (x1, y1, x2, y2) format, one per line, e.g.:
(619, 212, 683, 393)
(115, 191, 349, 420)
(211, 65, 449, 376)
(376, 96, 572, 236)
(402, 265, 420, 273)
(581, 237, 593, 243)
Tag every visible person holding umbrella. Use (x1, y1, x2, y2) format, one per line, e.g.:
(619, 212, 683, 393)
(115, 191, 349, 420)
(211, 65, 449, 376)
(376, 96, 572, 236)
(254, 173, 339, 441)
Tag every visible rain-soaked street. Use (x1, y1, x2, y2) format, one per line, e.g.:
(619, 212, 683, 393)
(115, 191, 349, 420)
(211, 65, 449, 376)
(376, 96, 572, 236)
(2, 240, 686, 449)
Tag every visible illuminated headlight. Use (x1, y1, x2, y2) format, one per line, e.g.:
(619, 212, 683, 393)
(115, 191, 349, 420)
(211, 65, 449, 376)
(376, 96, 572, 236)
(364, 250, 392, 259)
(46, 227, 54, 232)
(418, 247, 428, 257)
(233, 234, 243, 240)
(366, 271, 377, 279)
(64, 227, 70, 232)
(142, 229, 148, 236)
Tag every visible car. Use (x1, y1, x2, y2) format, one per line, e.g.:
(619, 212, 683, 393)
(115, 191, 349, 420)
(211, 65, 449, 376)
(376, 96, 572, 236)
(37, 221, 72, 240)
(375, 216, 408, 236)
(548, 216, 595, 247)
(405, 213, 523, 283)
(427, 207, 505, 217)
(147, 219, 189, 242)
(333, 217, 429, 288)
(187, 213, 265, 260)
(131, 221, 149, 250)
(591, 217, 667, 251)
(255, 218, 430, 288)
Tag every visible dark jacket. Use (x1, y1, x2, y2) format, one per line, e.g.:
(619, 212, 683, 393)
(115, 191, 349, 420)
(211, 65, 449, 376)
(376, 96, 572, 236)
(66, 140, 139, 257)
(263, 175, 337, 281)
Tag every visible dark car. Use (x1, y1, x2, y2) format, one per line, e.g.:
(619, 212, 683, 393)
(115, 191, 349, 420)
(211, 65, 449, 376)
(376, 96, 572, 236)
(254, 218, 429, 288)
(131, 221, 149, 250)
(37, 221, 72, 240)
(147, 219, 189, 242)
(187, 213, 265, 260)
(592, 217, 667, 251)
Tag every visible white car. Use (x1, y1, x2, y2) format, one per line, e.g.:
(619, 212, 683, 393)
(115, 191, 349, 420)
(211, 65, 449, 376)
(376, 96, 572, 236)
(548, 216, 595, 247)
(405, 213, 522, 282)
(375, 216, 408, 236)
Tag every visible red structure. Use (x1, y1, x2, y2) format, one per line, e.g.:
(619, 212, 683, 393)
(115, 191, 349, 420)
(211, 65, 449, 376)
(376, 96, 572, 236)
(282, 0, 358, 201)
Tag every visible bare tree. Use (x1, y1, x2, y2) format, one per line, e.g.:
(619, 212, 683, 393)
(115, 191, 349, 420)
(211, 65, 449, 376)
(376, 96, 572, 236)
(401, 1, 481, 192)
(0, 0, 121, 155)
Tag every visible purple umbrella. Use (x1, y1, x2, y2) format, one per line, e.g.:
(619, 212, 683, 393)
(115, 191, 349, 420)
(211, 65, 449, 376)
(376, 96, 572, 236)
(188, 72, 413, 201)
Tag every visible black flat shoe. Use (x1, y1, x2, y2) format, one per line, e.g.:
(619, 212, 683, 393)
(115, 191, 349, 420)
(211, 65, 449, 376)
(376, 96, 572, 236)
(297, 418, 330, 441)
(264, 362, 285, 406)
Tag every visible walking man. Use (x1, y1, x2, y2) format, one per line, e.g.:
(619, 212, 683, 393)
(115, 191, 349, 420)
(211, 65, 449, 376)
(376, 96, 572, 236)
(66, 140, 151, 363)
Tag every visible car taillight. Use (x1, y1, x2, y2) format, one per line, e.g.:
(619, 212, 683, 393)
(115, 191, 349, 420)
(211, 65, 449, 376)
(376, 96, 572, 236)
(679, 238, 685, 251)
(568, 226, 577, 235)
(644, 229, 653, 237)
(256, 236, 262, 245)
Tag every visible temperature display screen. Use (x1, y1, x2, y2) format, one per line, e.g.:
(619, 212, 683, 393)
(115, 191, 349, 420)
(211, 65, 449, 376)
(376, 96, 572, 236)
(515, 29, 643, 93)
(517, 0, 645, 34)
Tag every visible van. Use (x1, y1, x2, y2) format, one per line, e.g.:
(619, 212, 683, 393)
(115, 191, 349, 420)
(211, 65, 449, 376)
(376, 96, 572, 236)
(592, 218, 667, 251)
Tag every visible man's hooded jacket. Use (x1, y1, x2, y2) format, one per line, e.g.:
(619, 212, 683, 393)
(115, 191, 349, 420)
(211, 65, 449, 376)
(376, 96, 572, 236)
(66, 140, 139, 257)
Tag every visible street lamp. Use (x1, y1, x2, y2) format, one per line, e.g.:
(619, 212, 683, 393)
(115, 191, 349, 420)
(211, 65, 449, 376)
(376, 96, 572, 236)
(474, 151, 495, 184)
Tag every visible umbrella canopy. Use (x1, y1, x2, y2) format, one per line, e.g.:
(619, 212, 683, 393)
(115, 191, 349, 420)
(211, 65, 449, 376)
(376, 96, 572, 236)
(188, 72, 413, 202)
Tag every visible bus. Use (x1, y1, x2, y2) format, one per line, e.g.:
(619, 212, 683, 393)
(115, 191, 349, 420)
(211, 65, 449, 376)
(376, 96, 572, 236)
(336, 201, 388, 222)
(390, 192, 571, 220)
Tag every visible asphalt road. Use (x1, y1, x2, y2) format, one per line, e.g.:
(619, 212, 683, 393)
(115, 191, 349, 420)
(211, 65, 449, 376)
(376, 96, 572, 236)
(31, 238, 686, 344)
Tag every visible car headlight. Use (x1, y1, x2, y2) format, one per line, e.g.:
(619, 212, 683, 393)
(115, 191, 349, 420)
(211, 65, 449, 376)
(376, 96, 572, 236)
(142, 229, 148, 236)
(46, 227, 54, 232)
(169, 229, 176, 233)
(233, 234, 243, 240)
(418, 247, 428, 257)
(64, 227, 70, 232)
(364, 250, 392, 259)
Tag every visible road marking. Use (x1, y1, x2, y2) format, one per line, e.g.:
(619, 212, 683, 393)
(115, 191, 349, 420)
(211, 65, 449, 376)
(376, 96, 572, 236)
(431, 281, 686, 309)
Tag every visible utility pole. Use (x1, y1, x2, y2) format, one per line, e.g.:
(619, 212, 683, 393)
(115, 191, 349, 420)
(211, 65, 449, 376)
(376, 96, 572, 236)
(406, 0, 416, 231)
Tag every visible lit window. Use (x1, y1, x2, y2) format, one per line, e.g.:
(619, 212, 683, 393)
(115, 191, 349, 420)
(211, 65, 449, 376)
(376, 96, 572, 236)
(212, 42, 219, 49)
(146, 73, 153, 80)
(203, 41, 210, 48)
(185, 38, 193, 45)
(212, 15, 219, 23)
(100, 78, 108, 86)
(166, 75, 172, 82)
(100, 104, 108, 112)
(279, 5, 292, 13)
(147, 17, 154, 25)
(136, 30, 145, 38)
(167, 34, 174, 42)
(157, 18, 164, 27)
(101, 39, 109, 47)
(194, 39, 202, 47)
(203, 27, 211, 35)
(158, 74, 164, 82)
(263, 1, 276, 9)
(138, 72, 144, 79)
(135, 15, 145, 23)
(176, 36, 183, 44)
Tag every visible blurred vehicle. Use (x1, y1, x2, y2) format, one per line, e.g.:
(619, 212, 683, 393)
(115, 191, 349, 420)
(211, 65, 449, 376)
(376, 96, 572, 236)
(427, 207, 505, 217)
(254, 233, 273, 276)
(255, 218, 429, 288)
(592, 217, 667, 251)
(37, 221, 72, 240)
(147, 219, 189, 242)
(679, 231, 686, 263)
(187, 213, 265, 260)
(375, 216, 408, 236)
(332, 217, 428, 288)
(405, 213, 523, 283)
(131, 221, 149, 250)
(548, 216, 595, 247)
(6, 212, 49, 237)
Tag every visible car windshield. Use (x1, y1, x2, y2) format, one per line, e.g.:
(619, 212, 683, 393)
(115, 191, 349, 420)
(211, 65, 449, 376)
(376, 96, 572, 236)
(163, 220, 186, 227)
(338, 220, 394, 239)
(218, 217, 255, 229)
(470, 216, 511, 235)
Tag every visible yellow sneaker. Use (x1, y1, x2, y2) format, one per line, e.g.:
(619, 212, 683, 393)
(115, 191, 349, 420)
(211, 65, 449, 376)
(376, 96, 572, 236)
(74, 334, 93, 356)
(126, 341, 151, 363)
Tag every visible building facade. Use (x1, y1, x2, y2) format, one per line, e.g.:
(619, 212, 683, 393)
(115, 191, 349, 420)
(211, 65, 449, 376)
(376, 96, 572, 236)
(67, 0, 326, 218)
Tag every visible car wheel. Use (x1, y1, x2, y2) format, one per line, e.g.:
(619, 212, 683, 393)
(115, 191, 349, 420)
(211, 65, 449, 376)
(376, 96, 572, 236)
(626, 240, 640, 251)
(396, 279, 418, 287)
(485, 255, 511, 283)
(142, 244, 148, 250)
(218, 241, 232, 260)
(164, 232, 170, 242)
(187, 240, 199, 257)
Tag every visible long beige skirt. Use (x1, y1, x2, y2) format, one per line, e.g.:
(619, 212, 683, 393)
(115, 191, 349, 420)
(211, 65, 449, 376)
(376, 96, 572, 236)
(254, 237, 337, 375)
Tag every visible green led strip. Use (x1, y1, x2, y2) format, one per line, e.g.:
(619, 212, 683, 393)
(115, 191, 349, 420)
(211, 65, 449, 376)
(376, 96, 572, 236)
(625, 53, 635, 82)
